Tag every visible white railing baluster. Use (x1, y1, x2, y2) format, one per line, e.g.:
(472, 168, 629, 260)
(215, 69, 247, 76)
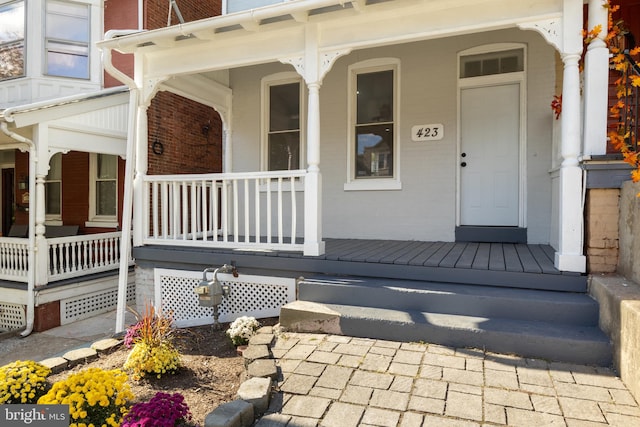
(267, 177, 272, 244)
(140, 170, 306, 252)
(290, 176, 297, 244)
(201, 180, 208, 241)
(255, 179, 260, 243)
(222, 180, 228, 242)
(277, 177, 283, 244)
(190, 181, 198, 241)
(233, 179, 239, 242)
(244, 179, 250, 242)
(153, 182, 159, 239)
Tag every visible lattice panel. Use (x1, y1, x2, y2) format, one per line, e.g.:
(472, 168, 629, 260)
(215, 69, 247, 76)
(0, 303, 26, 331)
(154, 268, 296, 328)
(61, 283, 136, 325)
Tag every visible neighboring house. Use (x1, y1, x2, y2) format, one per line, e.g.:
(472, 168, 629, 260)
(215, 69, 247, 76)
(95, 0, 638, 339)
(0, 0, 222, 333)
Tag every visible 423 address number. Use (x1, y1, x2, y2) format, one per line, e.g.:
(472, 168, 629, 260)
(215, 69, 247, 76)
(411, 124, 444, 141)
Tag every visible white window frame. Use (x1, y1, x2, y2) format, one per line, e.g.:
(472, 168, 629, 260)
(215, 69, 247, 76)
(261, 72, 305, 191)
(45, 152, 62, 223)
(44, 0, 90, 80)
(86, 153, 118, 228)
(345, 58, 401, 191)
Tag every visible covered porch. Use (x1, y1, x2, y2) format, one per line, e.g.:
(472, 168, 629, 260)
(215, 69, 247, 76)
(98, 0, 608, 277)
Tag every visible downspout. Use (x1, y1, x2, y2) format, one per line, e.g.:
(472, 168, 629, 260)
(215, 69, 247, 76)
(0, 121, 37, 337)
(101, 30, 141, 333)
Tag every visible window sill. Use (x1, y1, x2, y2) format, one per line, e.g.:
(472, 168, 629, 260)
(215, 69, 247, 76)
(45, 219, 63, 226)
(344, 179, 402, 191)
(85, 221, 118, 229)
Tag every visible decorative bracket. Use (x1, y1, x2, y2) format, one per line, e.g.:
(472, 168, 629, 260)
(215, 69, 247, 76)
(280, 48, 352, 85)
(518, 19, 562, 53)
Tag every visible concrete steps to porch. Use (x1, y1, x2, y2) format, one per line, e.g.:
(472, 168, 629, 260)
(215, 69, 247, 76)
(279, 276, 612, 366)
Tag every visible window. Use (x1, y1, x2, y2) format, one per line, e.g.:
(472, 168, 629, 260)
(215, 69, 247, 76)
(460, 48, 524, 78)
(0, 1, 25, 81)
(346, 59, 400, 191)
(45, 0, 89, 79)
(263, 75, 304, 172)
(88, 153, 117, 225)
(45, 153, 62, 220)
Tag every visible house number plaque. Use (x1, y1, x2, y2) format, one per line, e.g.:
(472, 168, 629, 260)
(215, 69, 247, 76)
(411, 124, 444, 141)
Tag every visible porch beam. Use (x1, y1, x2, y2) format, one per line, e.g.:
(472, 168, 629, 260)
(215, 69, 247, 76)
(135, 0, 562, 81)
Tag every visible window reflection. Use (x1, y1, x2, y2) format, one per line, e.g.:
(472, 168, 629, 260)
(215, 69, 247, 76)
(0, 1, 25, 80)
(355, 70, 394, 178)
(46, 0, 89, 79)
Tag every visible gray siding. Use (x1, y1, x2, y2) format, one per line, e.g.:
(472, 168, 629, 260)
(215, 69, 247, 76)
(229, 28, 556, 244)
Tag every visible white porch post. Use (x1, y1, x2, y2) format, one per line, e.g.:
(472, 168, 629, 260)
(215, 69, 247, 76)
(583, 0, 610, 156)
(555, 0, 587, 272)
(33, 124, 49, 286)
(304, 81, 324, 256)
(132, 103, 149, 247)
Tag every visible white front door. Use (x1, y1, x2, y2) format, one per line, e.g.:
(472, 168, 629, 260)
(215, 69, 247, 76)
(460, 83, 520, 226)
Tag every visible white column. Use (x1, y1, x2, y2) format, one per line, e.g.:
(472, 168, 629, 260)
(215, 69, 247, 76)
(304, 82, 325, 256)
(555, 51, 587, 272)
(132, 103, 149, 247)
(583, 0, 610, 156)
(34, 174, 48, 285)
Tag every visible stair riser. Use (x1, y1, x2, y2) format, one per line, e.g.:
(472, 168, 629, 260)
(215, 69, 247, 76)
(299, 282, 599, 326)
(340, 317, 611, 366)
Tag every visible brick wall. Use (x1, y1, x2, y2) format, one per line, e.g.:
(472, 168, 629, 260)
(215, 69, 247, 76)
(148, 92, 223, 175)
(585, 188, 620, 273)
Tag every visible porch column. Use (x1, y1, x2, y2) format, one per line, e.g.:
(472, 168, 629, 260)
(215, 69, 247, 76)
(304, 82, 325, 256)
(32, 124, 49, 286)
(583, 0, 610, 156)
(555, 55, 587, 271)
(132, 103, 149, 247)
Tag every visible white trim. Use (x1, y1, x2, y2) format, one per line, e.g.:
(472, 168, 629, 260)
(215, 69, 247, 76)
(44, 152, 62, 221)
(88, 152, 118, 223)
(456, 43, 527, 228)
(261, 72, 306, 172)
(344, 58, 401, 191)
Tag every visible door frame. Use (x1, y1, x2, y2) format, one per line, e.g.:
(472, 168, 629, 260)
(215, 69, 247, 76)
(456, 43, 527, 229)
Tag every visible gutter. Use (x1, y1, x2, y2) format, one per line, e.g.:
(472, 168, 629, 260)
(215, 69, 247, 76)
(0, 121, 37, 338)
(97, 0, 354, 52)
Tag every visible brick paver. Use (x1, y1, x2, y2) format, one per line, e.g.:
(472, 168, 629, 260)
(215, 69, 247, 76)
(263, 333, 640, 426)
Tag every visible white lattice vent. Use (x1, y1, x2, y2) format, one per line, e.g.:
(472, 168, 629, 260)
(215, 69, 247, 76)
(0, 303, 26, 331)
(61, 283, 135, 325)
(154, 268, 296, 328)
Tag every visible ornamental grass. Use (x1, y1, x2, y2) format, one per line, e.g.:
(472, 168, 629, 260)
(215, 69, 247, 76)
(0, 360, 51, 404)
(37, 367, 134, 427)
(124, 304, 181, 380)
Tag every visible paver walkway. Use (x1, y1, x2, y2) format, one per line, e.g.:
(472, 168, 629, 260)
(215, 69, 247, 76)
(256, 332, 640, 427)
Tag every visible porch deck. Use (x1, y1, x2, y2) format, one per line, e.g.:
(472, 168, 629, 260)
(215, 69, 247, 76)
(134, 239, 587, 293)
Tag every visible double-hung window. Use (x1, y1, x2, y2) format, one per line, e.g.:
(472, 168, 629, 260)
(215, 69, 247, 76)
(0, 0, 25, 81)
(45, 0, 89, 79)
(88, 153, 117, 226)
(45, 153, 62, 221)
(263, 74, 304, 172)
(346, 59, 400, 190)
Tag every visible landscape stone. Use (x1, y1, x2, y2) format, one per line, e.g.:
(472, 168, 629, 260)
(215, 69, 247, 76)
(91, 338, 122, 352)
(247, 359, 278, 380)
(62, 347, 98, 366)
(236, 377, 272, 415)
(205, 399, 254, 427)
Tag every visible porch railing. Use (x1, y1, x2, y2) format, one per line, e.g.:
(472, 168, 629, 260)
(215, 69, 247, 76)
(48, 231, 132, 282)
(143, 170, 306, 252)
(0, 238, 29, 282)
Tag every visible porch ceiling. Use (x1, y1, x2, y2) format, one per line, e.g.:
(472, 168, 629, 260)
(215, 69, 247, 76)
(99, 0, 563, 85)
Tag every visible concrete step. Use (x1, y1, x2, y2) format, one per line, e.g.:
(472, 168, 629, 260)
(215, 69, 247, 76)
(298, 277, 600, 326)
(279, 301, 612, 366)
